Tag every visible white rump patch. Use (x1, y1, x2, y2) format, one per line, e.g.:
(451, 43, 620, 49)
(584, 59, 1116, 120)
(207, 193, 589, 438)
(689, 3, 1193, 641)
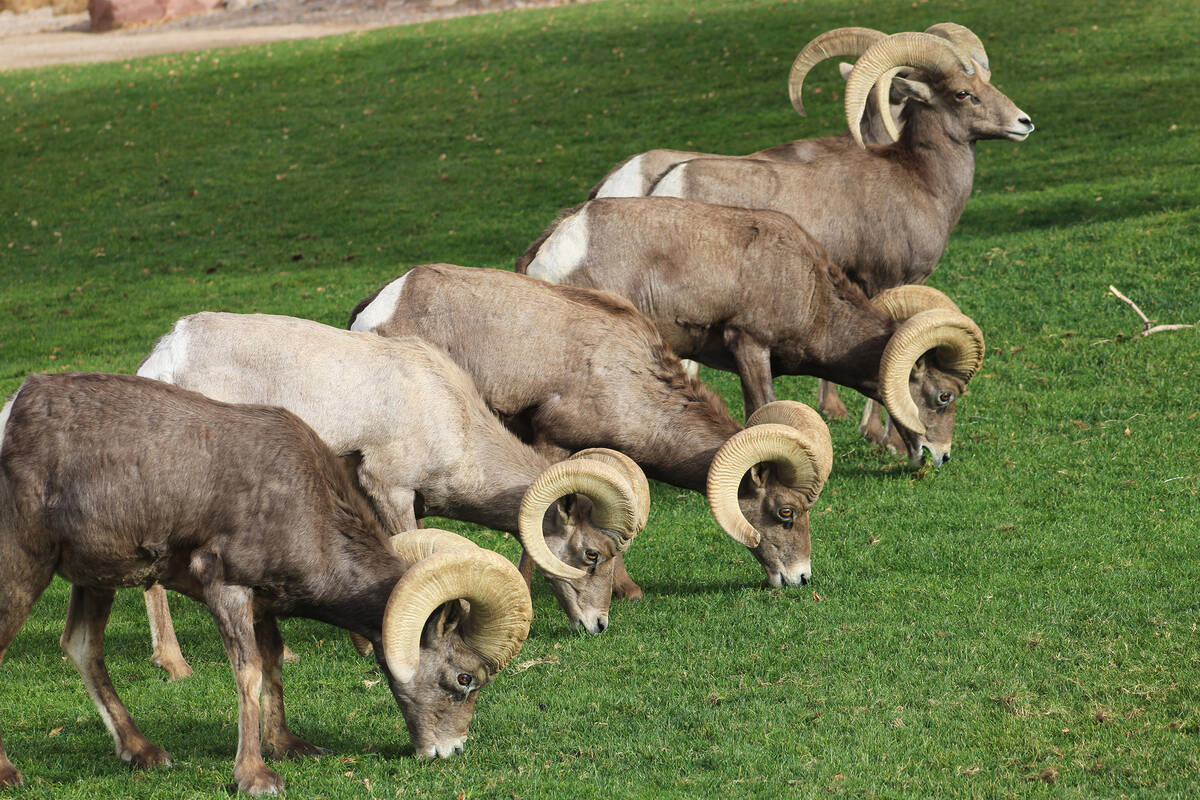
(136, 317, 191, 384)
(650, 163, 687, 198)
(525, 208, 590, 285)
(350, 272, 409, 332)
(0, 385, 22, 455)
(594, 154, 647, 198)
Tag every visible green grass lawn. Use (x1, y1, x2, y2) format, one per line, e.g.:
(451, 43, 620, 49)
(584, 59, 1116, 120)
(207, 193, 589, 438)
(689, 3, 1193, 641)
(1, 0, 1198, 797)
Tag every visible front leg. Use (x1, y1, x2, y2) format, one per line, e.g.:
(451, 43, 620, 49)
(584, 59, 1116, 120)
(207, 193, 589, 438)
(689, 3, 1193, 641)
(256, 616, 327, 761)
(194, 550, 283, 796)
(516, 548, 536, 587)
(816, 380, 849, 420)
(858, 399, 888, 446)
(62, 586, 173, 769)
(724, 327, 776, 418)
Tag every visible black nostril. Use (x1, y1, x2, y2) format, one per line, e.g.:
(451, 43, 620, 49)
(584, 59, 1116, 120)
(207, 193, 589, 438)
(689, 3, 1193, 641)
(596, 619, 607, 633)
(942, 453, 950, 464)
(1018, 117, 1032, 126)
(799, 575, 809, 586)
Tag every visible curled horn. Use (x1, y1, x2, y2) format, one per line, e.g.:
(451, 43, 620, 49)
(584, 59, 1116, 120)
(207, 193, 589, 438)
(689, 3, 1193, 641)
(707, 401, 832, 548)
(871, 67, 908, 143)
(381, 548, 532, 684)
(568, 448, 650, 532)
(518, 459, 641, 580)
(389, 529, 480, 564)
(788, 27, 886, 117)
(878, 310, 985, 436)
(926, 22, 990, 77)
(844, 32, 975, 147)
(871, 285, 962, 320)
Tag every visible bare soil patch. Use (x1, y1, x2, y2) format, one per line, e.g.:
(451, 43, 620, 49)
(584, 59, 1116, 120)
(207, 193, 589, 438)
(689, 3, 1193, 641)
(0, 0, 588, 70)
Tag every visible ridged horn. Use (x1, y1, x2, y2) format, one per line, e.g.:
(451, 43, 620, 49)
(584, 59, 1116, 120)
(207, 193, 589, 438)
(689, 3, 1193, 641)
(788, 27, 886, 117)
(871, 285, 962, 320)
(926, 22, 989, 77)
(845, 32, 975, 147)
(518, 460, 641, 580)
(878, 309, 985, 436)
(872, 66, 907, 142)
(568, 448, 650, 532)
(745, 401, 834, 488)
(389, 529, 480, 564)
(381, 548, 532, 684)
(707, 402, 832, 548)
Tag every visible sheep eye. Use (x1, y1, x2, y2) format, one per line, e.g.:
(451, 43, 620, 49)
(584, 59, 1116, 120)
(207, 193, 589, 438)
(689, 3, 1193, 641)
(938, 391, 953, 405)
(955, 90, 972, 101)
(778, 507, 794, 520)
(457, 673, 472, 688)
(584, 549, 600, 563)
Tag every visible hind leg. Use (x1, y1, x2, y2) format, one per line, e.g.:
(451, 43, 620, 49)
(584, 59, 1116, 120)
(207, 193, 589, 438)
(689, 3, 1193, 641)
(61, 586, 173, 769)
(144, 584, 193, 681)
(0, 552, 56, 787)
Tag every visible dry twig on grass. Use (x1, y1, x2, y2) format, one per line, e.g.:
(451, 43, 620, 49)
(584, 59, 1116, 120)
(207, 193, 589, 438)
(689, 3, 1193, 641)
(1108, 285, 1196, 337)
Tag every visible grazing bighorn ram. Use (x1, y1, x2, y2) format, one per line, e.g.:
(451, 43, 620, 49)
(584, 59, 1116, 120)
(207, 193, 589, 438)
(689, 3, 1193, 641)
(134, 312, 644, 683)
(517, 197, 984, 467)
(350, 264, 833, 588)
(0, 373, 532, 794)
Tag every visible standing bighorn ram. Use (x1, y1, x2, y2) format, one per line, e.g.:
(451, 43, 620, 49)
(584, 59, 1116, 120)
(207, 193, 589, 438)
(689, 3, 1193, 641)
(517, 197, 985, 467)
(592, 25, 909, 199)
(593, 24, 1025, 424)
(350, 264, 833, 588)
(647, 26, 1032, 293)
(135, 312, 646, 684)
(0, 373, 532, 794)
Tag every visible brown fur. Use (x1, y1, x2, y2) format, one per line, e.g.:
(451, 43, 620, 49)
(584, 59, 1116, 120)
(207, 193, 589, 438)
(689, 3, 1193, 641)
(519, 197, 978, 466)
(0, 373, 514, 792)
(349, 264, 823, 588)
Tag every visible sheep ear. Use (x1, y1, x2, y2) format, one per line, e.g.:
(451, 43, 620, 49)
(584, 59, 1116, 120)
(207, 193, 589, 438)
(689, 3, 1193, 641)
(910, 355, 929, 383)
(893, 76, 934, 105)
(838, 62, 854, 80)
(748, 463, 770, 488)
(421, 601, 465, 648)
(556, 494, 576, 520)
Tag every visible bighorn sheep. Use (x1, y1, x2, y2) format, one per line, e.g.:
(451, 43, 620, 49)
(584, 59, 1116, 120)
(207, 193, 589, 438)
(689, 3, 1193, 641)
(134, 313, 645, 684)
(0, 373, 532, 794)
(592, 26, 907, 199)
(593, 25, 1019, 423)
(349, 264, 833, 588)
(648, 26, 1032, 295)
(517, 197, 984, 467)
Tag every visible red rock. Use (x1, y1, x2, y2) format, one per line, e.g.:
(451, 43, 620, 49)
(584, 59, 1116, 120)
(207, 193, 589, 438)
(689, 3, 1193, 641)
(88, 0, 219, 31)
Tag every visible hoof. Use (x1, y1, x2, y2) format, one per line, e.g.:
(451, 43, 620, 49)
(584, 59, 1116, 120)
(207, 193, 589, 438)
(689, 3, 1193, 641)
(265, 734, 329, 761)
(0, 763, 24, 787)
(155, 657, 193, 682)
(350, 633, 374, 658)
(236, 764, 285, 796)
(121, 742, 173, 769)
(818, 397, 849, 420)
(613, 583, 643, 602)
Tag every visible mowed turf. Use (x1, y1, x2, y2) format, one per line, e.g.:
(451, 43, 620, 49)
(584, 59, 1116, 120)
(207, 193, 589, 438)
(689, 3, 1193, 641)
(1, 0, 1198, 797)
